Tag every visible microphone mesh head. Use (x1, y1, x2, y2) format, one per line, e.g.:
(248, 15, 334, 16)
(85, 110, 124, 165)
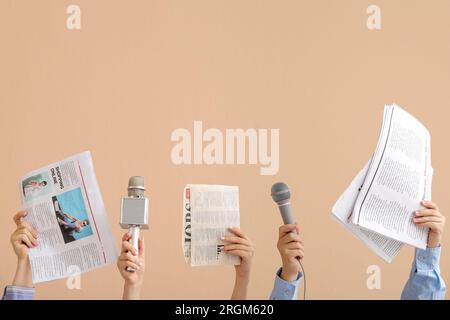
(271, 182, 291, 203)
(128, 176, 145, 198)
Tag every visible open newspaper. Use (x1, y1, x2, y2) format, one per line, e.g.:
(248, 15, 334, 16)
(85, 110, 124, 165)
(20, 151, 117, 283)
(182, 184, 240, 266)
(332, 161, 404, 262)
(332, 105, 433, 261)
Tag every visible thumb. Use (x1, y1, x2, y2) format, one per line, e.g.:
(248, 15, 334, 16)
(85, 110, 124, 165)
(295, 223, 300, 234)
(138, 237, 145, 259)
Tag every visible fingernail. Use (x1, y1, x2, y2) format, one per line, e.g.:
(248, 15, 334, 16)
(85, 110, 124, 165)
(221, 236, 225, 240)
(139, 262, 143, 266)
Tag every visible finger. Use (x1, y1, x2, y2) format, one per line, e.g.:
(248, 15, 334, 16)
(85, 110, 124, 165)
(295, 223, 300, 234)
(281, 232, 302, 244)
(222, 236, 251, 246)
(121, 241, 137, 255)
(15, 233, 34, 248)
(414, 209, 441, 218)
(18, 220, 38, 238)
(227, 227, 248, 240)
(13, 211, 28, 226)
(118, 252, 129, 261)
(413, 216, 442, 224)
(287, 249, 305, 259)
(120, 252, 140, 263)
(122, 232, 131, 241)
(18, 228, 38, 246)
(226, 250, 251, 259)
(421, 200, 439, 211)
(138, 237, 145, 259)
(415, 222, 439, 229)
(279, 224, 297, 237)
(223, 244, 252, 252)
(285, 242, 303, 250)
(119, 254, 141, 267)
(123, 260, 140, 271)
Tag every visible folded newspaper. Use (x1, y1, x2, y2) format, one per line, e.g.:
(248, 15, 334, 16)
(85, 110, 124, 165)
(182, 184, 240, 266)
(331, 105, 433, 262)
(20, 151, 118, 283)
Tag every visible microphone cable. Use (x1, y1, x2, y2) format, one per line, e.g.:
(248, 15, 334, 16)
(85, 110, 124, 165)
(298, 260, 306, 300)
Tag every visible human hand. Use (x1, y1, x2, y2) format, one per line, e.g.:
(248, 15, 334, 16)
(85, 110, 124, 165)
(223, 227, 254, 280)
(277, 224, 304, 282)
(117, 232, 145, 299)
(10, 210, 38, 287)
(10, 211, 38, 261)
(413, 201, 445, 248)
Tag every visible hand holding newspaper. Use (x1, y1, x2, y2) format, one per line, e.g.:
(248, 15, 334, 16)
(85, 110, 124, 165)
(182, 184, 240, 266)
(332, 105, 433, 262)
(20, 151, 117, 283)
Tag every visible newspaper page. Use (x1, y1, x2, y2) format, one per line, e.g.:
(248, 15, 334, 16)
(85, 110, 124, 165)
(351, 105, 432, 249)
(20, 151, 118, 283)
(183, 184, 240, 266)
(332, 161, 403, 262)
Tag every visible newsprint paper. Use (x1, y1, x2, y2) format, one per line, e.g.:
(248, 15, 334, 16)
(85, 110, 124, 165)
(20, 151, 117, 283)
(183, 184, 240, 266)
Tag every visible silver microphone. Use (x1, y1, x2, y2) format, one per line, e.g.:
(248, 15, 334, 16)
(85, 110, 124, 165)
(271, 182, 295, 225)
(271, 182, 306, 299)
(120, 176, 149, 272)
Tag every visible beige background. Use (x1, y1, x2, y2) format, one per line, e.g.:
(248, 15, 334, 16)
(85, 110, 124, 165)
(0, 0, 449, 299)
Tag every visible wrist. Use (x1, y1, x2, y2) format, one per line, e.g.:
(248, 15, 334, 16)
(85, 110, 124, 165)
(123, 282, 142, 300)
(235, 272, 250, 284)
(13, 257, 33, 288)
(427, 241, 440, 248)
(427, 235, 441, 248)
(280, 264, 299, 282)
(231, 272, 249, 300)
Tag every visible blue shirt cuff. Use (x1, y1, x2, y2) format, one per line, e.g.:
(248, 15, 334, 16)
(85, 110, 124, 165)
(415, 246, 441, 272)
(269, 268, 302, 300)
(2, 286, 35, 300)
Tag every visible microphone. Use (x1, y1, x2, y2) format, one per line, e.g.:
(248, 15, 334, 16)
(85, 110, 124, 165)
(120, 176, 149, 272)
(271, 182, 295, 226)
(271, 182, 307, 300)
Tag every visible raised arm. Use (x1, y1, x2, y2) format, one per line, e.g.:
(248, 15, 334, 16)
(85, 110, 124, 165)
(270, 224, 304, 300)
(222, 227, 254, 300)
(3, 211, 38, 300)
(401, 201, 446, 300)
(61, 212, 79, 223)
(117, 232, 145, 300)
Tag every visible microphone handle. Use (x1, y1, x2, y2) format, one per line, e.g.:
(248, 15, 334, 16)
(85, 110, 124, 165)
(279, 202, 295, 225)
(279, 203, 301, 260)
(126, 225, 140, 272)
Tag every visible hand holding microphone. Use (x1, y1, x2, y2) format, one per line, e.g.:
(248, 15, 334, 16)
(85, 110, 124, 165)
(271, 182, 305, 283)
(120, 177, 149, 272)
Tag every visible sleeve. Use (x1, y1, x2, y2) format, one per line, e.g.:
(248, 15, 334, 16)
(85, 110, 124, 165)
(2, 286, 35, 300)
(269, 268, 302, 300)
(401, 246, 446, 300)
